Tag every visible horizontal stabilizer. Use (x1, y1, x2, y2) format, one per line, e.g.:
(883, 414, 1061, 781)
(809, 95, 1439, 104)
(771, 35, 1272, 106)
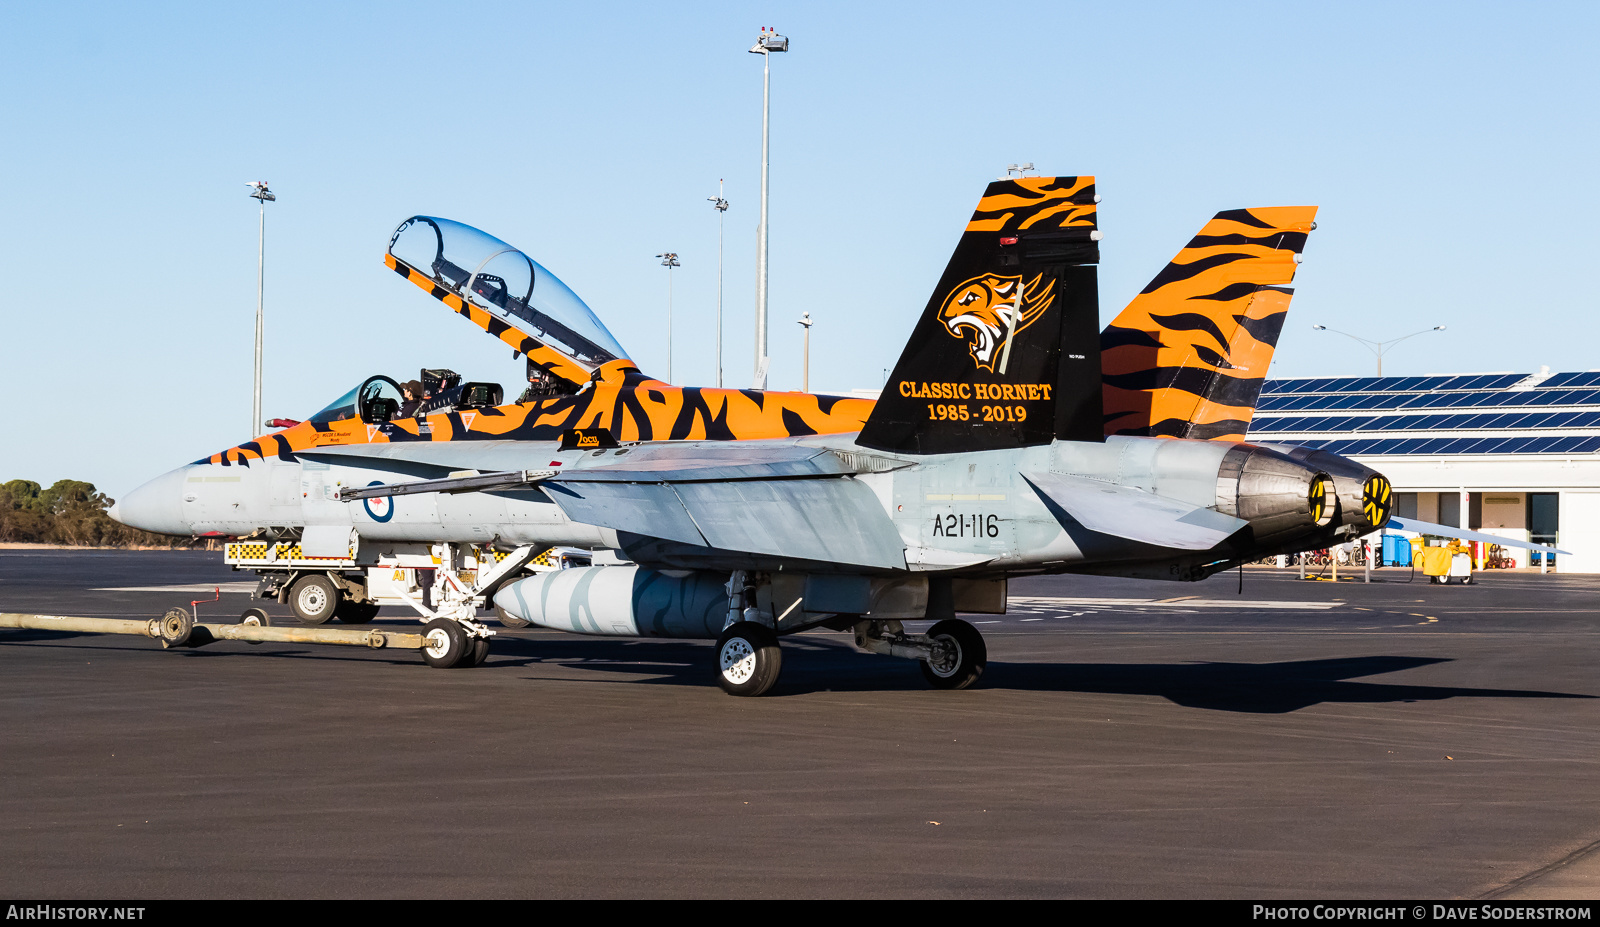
(1023, 472, 1249, 550)
(1386, 517, 1570, 555)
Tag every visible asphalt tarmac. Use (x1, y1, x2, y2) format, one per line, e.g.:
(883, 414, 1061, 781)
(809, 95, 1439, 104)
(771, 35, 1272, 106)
(1, 549, 1597, 899)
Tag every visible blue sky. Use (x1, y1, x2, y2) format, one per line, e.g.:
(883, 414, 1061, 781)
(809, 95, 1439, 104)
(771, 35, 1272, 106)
(1, 2, 1596, 496)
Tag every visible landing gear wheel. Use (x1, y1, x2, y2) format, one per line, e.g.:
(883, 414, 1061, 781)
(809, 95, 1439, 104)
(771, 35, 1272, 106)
(495, 605, 532, 629)
(289, 574, 340, 626)
(715, 622, 782, 697)
(458, 636, 491, 668)
(337, 600, 380, 625)
(420, 618, 470, 668)
(920, 619, 986, 690)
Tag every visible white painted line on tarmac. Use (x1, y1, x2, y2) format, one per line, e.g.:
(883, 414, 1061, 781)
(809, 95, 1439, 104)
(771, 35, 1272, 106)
(92, 582, 258, 593)
(1008, 595, 1338, 611)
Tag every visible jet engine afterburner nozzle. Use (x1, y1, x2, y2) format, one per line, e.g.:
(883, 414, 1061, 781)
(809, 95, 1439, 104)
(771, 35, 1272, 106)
(1278, 446, 1394, 536)
(1358, 473, 1394, 531)
(1217, 444, 1394, 555)
(1214, 445, 1326, 547)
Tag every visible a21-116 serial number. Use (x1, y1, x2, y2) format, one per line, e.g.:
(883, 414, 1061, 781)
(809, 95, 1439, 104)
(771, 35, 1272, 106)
(928, 403, 1027, 422)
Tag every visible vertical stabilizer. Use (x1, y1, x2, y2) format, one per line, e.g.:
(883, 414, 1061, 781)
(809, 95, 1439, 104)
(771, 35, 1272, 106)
(1100, 207, 1317, 441)
(858, 176, 1104, 455)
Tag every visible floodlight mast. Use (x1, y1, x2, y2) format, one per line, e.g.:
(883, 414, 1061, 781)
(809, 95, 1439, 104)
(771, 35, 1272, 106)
(797, 311, 812, 392)
(708, 183, 729, 388)
(1311, 324, 1446, 376)
(749, 27, 788, 389)
(246, 181, 276, 435)
(657, 252, 681, 383)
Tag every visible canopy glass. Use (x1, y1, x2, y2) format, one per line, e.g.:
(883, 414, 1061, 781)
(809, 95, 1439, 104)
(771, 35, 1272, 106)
(388, 216, 628, 370)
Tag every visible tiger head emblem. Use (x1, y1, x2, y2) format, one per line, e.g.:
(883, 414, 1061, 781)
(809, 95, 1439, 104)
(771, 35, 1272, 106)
(938, 272, 1054, 372)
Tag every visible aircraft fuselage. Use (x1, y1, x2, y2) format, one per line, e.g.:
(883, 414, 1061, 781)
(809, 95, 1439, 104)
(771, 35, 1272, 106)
(115, 433, 1386, 581)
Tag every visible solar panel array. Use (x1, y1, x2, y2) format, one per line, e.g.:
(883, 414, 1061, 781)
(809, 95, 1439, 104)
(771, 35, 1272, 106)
(1252, 411, 1600, 433)
(1260, 373, 1525, 396)
(1296, 436, 1600, 457)
(1258, 388, 1600, 412)
(1247, 371, 1600, 456)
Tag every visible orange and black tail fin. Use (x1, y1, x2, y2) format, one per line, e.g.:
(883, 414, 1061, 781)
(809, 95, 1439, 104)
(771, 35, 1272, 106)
(858, 176, 1105, 455)
(1099, 207, 1317, 441)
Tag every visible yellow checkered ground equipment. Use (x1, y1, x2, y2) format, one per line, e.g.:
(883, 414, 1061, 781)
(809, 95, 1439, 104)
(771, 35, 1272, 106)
(225, 541, 354, 563)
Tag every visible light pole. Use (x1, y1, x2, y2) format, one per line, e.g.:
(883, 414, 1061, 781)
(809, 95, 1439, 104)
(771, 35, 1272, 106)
(1311, 324, 1446, 377)
(797, 311, 812, 392)
(708, 183, 729, 388)
(657, 252, 680, 383)
(246, 181, 276, 435)
(749, 26, 788, 388)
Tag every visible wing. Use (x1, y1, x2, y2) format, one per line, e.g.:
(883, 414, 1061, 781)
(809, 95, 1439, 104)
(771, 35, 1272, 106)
(320, 440, 910, 571)
(544, 478, 906, 570)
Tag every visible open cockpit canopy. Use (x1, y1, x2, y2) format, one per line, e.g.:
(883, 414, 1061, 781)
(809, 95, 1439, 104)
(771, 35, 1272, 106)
(309, 375, 404, 425)
(388, 216, 629, 375)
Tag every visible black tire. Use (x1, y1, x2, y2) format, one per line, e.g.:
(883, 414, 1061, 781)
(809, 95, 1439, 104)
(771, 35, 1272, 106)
(458, 636, 491, 668)
(495, 604, 532, 629)
(920, 619, 986, 690)
(238, 607, 272, 627)
(289, 574, 340, 625)
(337, 600, 380, 625)
(420, 618, 470, 668)
(714, 622, 782, 696)
(239, 607, 270, 645)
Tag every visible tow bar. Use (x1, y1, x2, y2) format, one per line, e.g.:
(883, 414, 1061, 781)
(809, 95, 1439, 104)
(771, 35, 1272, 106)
(0, 611, 428, 652)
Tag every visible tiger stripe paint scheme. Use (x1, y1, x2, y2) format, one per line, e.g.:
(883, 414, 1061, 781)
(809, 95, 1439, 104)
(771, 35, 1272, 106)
(1100, 206, 1317, 442)
(204, 362, 875, 467)
(964, 175, 1098, 234)
(385, 253, 593, 387)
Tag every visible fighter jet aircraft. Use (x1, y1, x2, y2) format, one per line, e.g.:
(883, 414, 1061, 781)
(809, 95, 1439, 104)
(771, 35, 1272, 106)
(115, 175, 1549, 694)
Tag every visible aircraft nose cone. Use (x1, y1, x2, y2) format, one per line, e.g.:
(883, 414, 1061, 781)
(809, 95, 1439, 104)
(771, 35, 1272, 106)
(113, 467, 192, 536)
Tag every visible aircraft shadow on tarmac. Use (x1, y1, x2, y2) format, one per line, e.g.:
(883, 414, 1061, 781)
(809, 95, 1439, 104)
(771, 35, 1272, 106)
(481, 637, 1595, 712)
(7, 631, 1592, 713)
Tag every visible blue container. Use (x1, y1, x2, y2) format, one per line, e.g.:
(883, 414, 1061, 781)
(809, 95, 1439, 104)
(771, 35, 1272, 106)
(1382, 534, 1412, 567)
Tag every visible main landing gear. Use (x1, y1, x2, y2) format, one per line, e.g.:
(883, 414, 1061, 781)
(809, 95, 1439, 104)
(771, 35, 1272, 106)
(715, 622, 783, 696)
(709, 594, 988, 697)
(854, 618, 987, 691)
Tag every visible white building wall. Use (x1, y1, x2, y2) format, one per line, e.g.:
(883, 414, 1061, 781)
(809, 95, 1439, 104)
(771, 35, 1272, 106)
(1351, 454, 1600, 573)
(1560, 491, 1600, 574)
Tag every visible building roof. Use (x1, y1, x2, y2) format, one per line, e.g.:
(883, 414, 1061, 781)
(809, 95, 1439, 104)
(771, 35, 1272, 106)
(1248, 371, 1600, 456)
